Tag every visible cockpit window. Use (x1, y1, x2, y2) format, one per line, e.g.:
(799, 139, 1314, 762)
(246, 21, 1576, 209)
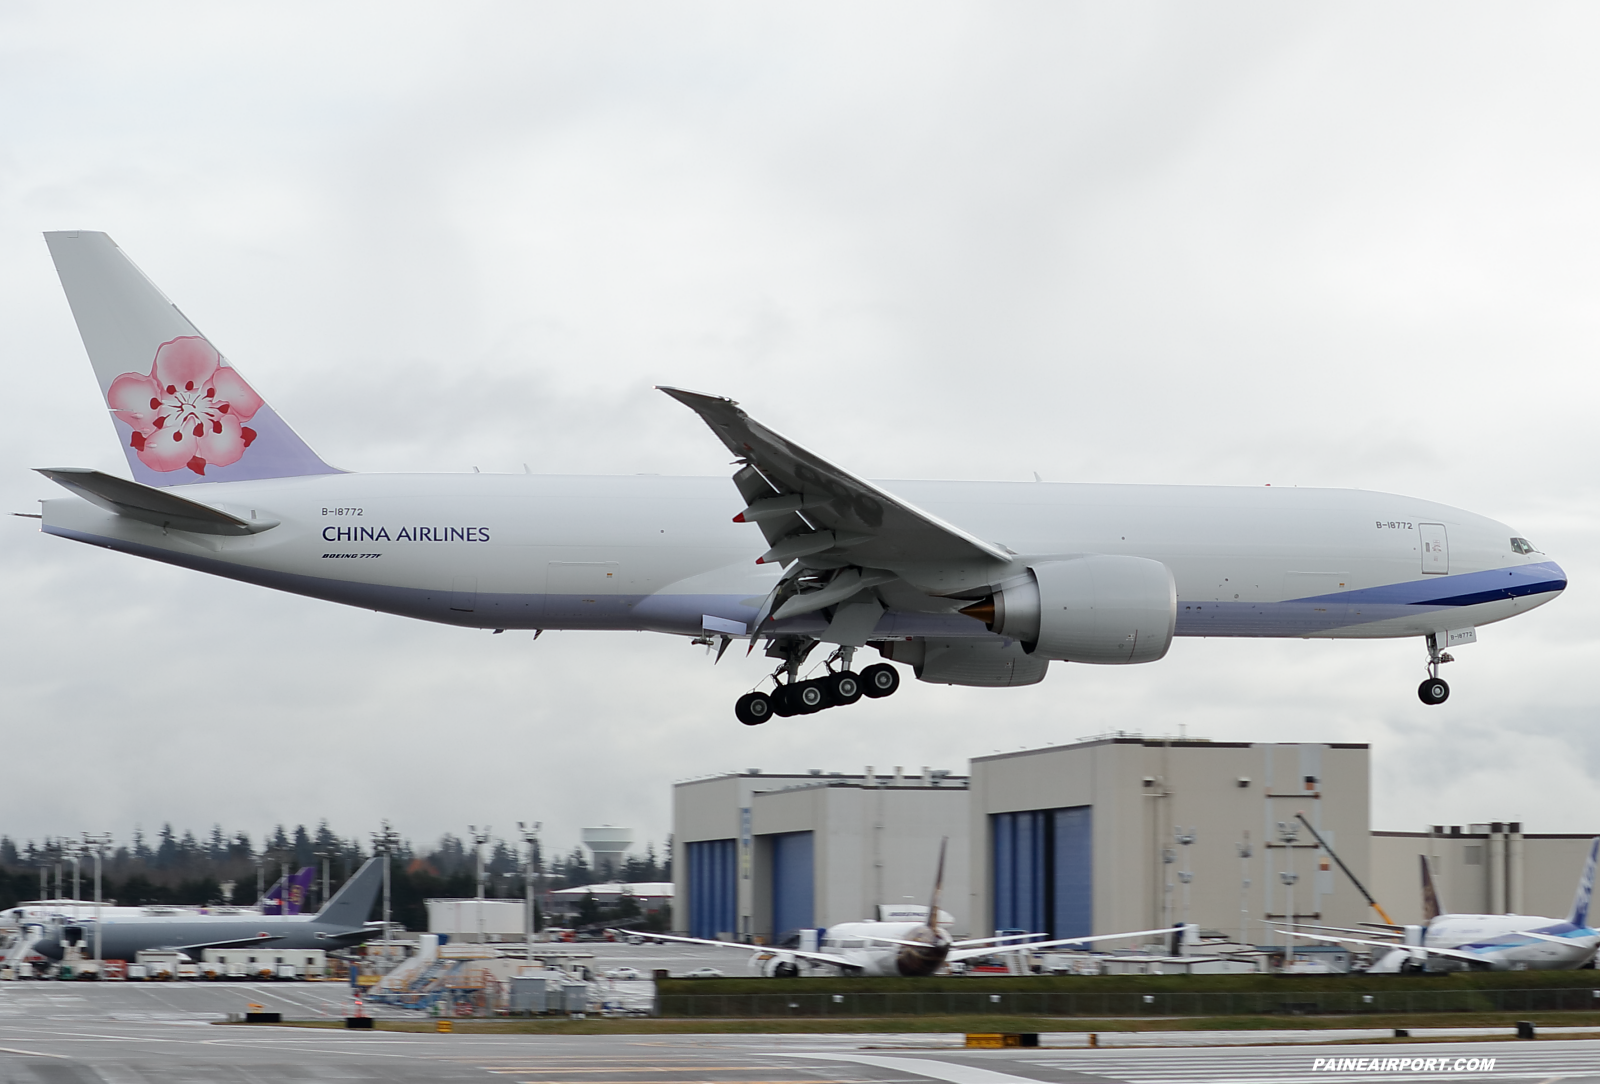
(1511, 537, 1538, 555)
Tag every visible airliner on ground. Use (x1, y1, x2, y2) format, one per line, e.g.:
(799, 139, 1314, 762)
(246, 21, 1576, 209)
(28, 232, 1567, 722)
(24, 858, 384, 964)
(1286, 838, 1600, 971)
(625, 842, 1178, 977)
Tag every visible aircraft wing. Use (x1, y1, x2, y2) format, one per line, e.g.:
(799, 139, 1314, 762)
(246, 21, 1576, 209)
(36, 468, 275, 536)
(659, 387, 1010, 573)
(1281, 929, 1490, 965)
(617, 930, 859, 969)
(949, 932, 1054, 948)
(167, 932, 283, 953)
(946, 926, 1182, 963)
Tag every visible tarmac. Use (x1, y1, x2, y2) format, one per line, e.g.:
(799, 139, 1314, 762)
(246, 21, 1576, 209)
(4, 977, 1600, 1083)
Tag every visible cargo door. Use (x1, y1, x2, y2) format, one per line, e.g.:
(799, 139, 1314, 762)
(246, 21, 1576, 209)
(1419, 524, 1449, 574)
(449, 576, 477, 612)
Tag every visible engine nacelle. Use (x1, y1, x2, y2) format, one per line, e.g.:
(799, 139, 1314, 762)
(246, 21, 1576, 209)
(967, 555, 1176, 664)
(881, 638, 1049, 687)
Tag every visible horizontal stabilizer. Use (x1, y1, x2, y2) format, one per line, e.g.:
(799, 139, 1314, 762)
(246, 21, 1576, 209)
(35, 468, 277, 536)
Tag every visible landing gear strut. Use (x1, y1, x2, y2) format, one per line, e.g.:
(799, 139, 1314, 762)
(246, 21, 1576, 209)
(732, 643, 898, 725)
(1418, 633, 1453, 706)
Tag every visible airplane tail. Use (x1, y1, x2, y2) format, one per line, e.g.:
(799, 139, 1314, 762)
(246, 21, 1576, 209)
(260, 873, 286, 916)
(43, 231, 341, 486)
(286, 866, 316, 915)
(1569, 837, 1599, 927)
(1420, 855, 1443, 922)
(926, 837, 947, 937)
(314, 858, 384, 928)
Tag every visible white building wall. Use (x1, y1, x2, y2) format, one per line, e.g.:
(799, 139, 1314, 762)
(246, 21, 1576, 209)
(969, 739, 1370, 941)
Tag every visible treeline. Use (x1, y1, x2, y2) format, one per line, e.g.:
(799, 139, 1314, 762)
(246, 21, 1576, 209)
(0, 822, 670, 931)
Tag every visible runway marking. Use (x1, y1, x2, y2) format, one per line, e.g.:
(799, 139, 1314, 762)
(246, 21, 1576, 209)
(774, 1054, 1045, 1084)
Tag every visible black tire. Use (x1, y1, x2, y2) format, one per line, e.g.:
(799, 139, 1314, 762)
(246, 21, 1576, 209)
(735, 692, 772, 726)
(825, 670, 863, 706)
(1417, 678, 1450, 706)
(861, 663, 900, 698)
(795, 680, 827, 713)
(771, 685, 798, 717)
(772, 960, 800, 978)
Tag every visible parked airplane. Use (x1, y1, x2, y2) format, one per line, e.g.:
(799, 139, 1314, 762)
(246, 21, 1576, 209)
(621, 842, 1177, 977)
(27, 857, 385, 963)
(30, 233, 1567, 722)
(1286, 838, 1600, 971)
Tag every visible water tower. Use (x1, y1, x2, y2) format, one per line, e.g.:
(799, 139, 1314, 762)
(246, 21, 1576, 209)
(581, 826, 633, 878)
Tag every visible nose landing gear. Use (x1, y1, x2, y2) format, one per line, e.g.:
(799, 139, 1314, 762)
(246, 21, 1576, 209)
(1418, 633, 1453, 706)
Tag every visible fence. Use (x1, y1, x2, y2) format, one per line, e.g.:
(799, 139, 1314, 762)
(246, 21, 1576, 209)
(659, 986, 1600, 1018)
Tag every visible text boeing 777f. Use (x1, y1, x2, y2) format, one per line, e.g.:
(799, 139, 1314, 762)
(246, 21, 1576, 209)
(29, 232, 1566, 722)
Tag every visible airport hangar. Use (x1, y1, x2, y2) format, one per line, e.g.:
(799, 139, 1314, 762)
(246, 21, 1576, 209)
(673, 737, 1592, 944)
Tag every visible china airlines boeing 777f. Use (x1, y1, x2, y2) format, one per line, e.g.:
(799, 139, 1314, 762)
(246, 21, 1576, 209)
(29, 232, 1566, 723)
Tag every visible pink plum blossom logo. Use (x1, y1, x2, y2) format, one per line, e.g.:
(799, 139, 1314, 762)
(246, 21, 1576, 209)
(107, 336, 265, 476)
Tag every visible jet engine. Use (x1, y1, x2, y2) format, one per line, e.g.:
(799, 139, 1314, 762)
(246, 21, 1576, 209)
(962, 555, 1176, 664)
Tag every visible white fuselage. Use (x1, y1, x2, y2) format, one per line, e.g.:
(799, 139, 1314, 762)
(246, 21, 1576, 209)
(40, 473, 1564, 645)
(1369, 914, 1600, 972)
(810, 920, 947, 977)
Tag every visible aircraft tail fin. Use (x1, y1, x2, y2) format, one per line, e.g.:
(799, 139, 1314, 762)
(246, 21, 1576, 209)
(1420, 855, 1444, 921)
(926, 837, 947, 936)
(1570, 838, 1599, 927)
(315, 857, 384, 928)
(43, 231, 341, 487)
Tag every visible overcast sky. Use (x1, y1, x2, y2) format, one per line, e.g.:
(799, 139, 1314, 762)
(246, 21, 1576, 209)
(3, 3, 1597, 865)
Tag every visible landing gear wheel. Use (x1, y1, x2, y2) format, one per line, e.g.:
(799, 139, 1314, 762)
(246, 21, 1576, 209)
(861, 663, 900, 698)
(1417, 678, 1450, 706)
(825, 670, 863, 706)
(770, 685, 799, 717)
(735, 692, 773, 726)
(794, 680, 827, 714)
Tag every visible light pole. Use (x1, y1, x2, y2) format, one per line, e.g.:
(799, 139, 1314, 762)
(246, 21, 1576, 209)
(518, 821, 541, 962)
(82, 833, 111, 976)
(67, 842, 83, 902)
(1277, 820, 1300, 962)
(1237, 833, 1253, 946)
(370, 822, 400, 948)
(1160, 846, 1175, 928)
(469, 825, 490, 944)
(314, 850, 334, 912)
(1174, 828, 1195, 931)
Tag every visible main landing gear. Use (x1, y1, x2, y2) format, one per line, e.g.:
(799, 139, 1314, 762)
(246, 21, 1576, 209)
(734, 648, 900, 725)
(1418, 633, 1453, 706)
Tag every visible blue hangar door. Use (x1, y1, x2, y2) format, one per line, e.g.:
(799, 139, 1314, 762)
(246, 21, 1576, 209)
(687, 839, 737, 939)
(769, 831, 815, 940)
(991, 806, 1092, 937)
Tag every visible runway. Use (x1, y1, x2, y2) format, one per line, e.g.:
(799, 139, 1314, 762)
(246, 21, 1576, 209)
(4, 982, 1600, 1082)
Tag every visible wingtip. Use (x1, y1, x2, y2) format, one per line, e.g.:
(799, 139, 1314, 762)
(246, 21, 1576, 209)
(656, 385, 740, 409)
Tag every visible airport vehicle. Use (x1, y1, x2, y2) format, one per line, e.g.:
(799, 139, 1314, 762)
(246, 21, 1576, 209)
(27, 857, 385, 964)
(682, 966, 724, 979)
(32, 232, 1567, 722)
(1287, 838, 1600, 971)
